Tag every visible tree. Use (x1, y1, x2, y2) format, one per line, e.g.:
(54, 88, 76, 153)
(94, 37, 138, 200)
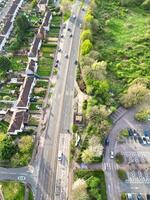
(72, 179, 89, 200)
(81, 29, 92, 41)
(0, 56, 11, 71)
(120, 83, 149, 108)
(142, 0, 150, 10)
(0, 137, 17, 160)
(87, 177, 102, 200)
(19, 136, 33, 154)
(84, 11, 94, 29)
(81, 39, 93, 55)
(81, 149, 94, 163)
(89, 136, 103, 157)
(91, 61, 107, 80)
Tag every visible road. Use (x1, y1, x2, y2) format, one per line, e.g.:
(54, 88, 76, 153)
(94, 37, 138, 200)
(35, 1, 85, 200)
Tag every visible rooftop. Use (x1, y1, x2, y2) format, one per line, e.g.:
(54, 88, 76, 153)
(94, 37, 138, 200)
(17, 76, 34, 108)
(43, 10, 51, 27)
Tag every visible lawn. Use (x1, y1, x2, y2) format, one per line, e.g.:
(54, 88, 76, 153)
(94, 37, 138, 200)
(10, 56, 28, 72)
(0, 182, 25, 200)
(74, 169, 107, 200)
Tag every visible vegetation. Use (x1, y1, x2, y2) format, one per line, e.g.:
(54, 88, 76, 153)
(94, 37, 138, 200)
(135, 107, 150, 121)
(115, 152, 124, 164)
(74, 170, 107, 200)
(117, 169, 128, 181)
(0, 181, 25, 200)
(121, 192, 127, 200)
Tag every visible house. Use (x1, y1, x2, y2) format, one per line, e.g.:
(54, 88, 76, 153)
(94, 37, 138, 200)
(7, 110, 29, 135)
(38, 0, 48, 12)
(43, 10, 52, 32)
(17, 76, 35, 109)
(28, 36, 42, 61)
(26, 60, 38, 75)
(0, 35, 5, 51)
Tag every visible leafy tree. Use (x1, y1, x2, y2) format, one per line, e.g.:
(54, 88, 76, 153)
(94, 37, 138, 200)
(84, 11, 94, 28)
(87, 177, 102, 200)
(142, 0, 150, 10)
(18, 136, 33, 154)
(81, 149, 94, 163)
(81, 29, 92, 41)
(72, 124, 78, 133)
(0, 56, 11, 71)
(72, 179, 89, 200)
(120, 83, 149, 108)
(81, 39, 93, 55)
(0, 137, 17, 160)
(117, 169, 127, 181)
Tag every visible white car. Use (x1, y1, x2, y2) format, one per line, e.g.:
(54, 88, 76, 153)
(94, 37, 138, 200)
(58, 151, 62, 161)
(142, 136, 147, 145)
(18, 176, 26, 181)
(110, 151, 114, 159)
(146, 137, 150, 144)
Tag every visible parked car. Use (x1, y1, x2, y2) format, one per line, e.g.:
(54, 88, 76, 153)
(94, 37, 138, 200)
(137, 193, 144, 200)
(127, 193, 134, 200)
(61, 34, 64, 38)
(105, 137, 109, 146)
(147, 194, 150, 200)
(72, 14, 76, 19)
(128, 128, 133, 136)
(146, 137, 150, 144)
(138, 136, 143, 144)
(70, 34, 73, 37)
(74, 60, 78, 65)
(142, 136, 147, 145)
(67, 27, 71, 31)
(18, 176, 26, 181)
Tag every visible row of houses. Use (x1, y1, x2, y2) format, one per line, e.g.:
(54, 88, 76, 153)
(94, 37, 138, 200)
(0, 0, 24, 51)
(7, 9, 52, 135)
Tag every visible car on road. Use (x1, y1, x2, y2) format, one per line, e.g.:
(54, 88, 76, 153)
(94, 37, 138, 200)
(18, 176, 26, 181)
(74, 60, 78, 65)
(105, 137, 109, 146)
(110, 151, 114, 159)
(67, 27, 71, 32)
(79, 23, 82, 29)
(137, 193, 144, 200)
(70, 34, 73, 37)
(72, 14, 76, 19)
(58, 152, 63, 161)
(56, 59, 59, 64)
(65, 54, 68, 58)
(58, 48, 61, 52)
(82, 7, 85, 11)
(61, 34, 64, 38)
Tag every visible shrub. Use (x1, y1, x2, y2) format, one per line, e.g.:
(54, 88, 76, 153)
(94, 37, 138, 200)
(117, 169, 127, 181)
(81, 40, 93, 55)
(135, 108, 150, 122)
(115, 153, 124, 164)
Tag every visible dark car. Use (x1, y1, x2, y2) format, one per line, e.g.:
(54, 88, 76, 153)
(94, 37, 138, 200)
(138, 136, 143, 144)
(67, 27, 71, 32)
(105, 137, 109, 146)
(128, 128, 133, 136)
(70, 34, 73, 37)
(137, 193, 144, 200)
(74, 60, 78, 65)
(56, 59, 59, 64)
(147, 194, 150, 200)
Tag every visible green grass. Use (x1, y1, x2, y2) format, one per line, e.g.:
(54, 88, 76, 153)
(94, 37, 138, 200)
(10, 56, 27, 72)
(28, 189, 34, 200)
(37, 65, 52, 76)
(74, 169, 107, 200)
(0, 181, 25, 200)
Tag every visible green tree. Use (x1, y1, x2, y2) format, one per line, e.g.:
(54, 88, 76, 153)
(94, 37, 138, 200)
(0, 137, 17, 160)
(81, 149, 94, 163)
(18, 136, 33, 154)
(72, 179, 89, 200)
(0, 56, 11, 71)
(81, 29, 92, 41)
(120, 83, 149, 108)
(81, 39, 93, 55)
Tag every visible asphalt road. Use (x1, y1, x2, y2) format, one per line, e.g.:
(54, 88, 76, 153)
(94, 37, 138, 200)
(35, 1, 84, 200)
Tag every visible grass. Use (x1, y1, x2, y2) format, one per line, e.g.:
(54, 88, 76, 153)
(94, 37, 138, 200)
(0, 181, 25, 200)
(74, 169, 107, 200)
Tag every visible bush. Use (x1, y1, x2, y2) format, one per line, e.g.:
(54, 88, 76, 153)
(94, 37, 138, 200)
(135, 108, 150, 122)
(81, 39, 93, 55)
(115, 153, 124, 164)
(121, 192, 126, 200)
(117, 169, 127, 181)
